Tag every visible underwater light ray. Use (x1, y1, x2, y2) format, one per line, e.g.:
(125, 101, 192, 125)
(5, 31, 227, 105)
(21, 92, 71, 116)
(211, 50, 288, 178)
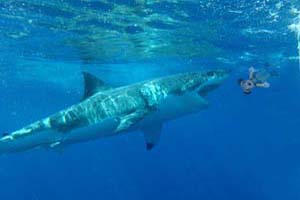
(288, 9, 300, 71)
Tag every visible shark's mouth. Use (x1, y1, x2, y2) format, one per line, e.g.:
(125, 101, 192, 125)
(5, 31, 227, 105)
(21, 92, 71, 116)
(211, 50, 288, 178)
(197, 83, 221, 97)
(197, 72, 228, 97)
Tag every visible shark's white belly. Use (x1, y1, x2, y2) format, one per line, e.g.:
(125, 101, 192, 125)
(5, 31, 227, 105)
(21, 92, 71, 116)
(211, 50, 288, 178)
(139, 92, 209, 127)
(62, 118, 119, 143)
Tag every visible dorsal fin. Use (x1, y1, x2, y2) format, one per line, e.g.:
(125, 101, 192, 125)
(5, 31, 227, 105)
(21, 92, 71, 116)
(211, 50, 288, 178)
(82, 72, 111, 100)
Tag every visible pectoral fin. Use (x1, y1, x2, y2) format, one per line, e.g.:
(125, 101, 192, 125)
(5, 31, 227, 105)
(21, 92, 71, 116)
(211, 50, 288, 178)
(142, 123, 163, 151)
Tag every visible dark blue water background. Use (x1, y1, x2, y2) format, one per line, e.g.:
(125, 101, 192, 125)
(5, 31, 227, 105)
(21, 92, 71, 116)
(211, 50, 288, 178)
(1, 1, 300, 199)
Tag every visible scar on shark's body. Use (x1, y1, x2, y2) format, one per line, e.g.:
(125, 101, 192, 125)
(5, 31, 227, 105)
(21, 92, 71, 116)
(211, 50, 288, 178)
(0, 70, 230, 155)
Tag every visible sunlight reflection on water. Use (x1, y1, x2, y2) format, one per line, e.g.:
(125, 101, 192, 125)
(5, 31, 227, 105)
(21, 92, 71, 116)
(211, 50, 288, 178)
(288, 7, 300, 71)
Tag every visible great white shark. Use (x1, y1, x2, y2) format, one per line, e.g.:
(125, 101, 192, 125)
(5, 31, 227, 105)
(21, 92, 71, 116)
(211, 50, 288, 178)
(0, 70, 229, 155)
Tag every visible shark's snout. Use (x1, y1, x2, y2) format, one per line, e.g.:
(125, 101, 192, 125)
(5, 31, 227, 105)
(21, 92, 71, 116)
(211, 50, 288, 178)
(205, 69, 231, 82)
(197, 69, 230, 96)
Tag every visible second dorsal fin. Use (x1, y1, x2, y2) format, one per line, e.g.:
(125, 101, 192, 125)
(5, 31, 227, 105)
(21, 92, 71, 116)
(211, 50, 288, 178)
(82, 72, 111, 100)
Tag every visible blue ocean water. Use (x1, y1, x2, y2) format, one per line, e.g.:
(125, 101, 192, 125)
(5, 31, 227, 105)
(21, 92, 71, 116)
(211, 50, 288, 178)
(1, 0, 300, 199)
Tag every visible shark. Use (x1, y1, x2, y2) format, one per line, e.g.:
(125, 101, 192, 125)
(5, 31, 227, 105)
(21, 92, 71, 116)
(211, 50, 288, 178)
(0, 69, 229, 155)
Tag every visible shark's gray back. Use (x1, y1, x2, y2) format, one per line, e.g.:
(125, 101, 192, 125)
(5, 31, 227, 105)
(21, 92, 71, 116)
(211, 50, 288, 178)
(43, 72, 207, 133)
